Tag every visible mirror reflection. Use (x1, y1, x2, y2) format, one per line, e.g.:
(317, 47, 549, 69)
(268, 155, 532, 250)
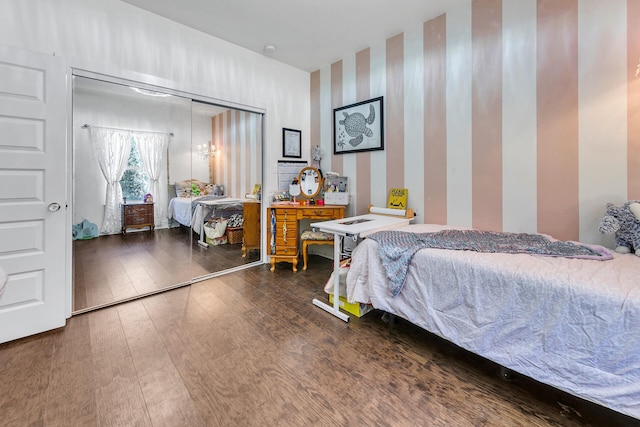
(72, 76, 262, 313)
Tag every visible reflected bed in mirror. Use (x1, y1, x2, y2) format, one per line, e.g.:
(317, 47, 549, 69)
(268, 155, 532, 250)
(72, 74, 263, 314)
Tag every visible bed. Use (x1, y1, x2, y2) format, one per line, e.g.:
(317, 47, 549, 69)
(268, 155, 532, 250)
(167, 194, 243, 235)
(343, 223, 640, 419)
(167, 195, 201, 228)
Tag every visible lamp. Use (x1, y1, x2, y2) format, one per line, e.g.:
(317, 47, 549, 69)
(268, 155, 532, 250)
(196, 141, 216, 161)
(289, 177, 301, 204)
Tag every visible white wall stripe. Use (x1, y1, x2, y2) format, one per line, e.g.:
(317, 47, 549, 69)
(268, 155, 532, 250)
(404, 22, 425, 218)
(369, 41, 387, 209)
(502, 0, 537, 233)
(446, 3, 473, 227)
(578, 0, 628, 244)
(342, 54, 358, 216)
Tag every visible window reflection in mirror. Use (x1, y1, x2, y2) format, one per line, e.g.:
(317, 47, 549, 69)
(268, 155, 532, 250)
(72, 75, 263, 313)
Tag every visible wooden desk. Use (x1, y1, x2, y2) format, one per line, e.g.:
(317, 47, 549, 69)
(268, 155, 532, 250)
(241, 201, 261, 257)
(267, 204, 345, 272)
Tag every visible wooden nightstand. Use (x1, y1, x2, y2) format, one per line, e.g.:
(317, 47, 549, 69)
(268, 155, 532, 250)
(121, 202, 154, 235)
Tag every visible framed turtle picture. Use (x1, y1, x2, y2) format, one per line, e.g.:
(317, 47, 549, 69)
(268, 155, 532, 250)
(333, 96, 384, 155)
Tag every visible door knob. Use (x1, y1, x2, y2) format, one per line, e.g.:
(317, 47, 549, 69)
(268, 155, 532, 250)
(48, 202, 61, 212)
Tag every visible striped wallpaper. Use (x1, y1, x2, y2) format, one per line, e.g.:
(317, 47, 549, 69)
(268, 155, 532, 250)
(210, 110, 262, 199)
(310, 0, 640, 245)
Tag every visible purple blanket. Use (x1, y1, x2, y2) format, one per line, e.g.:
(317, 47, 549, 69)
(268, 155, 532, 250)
(367, 229, 613, 297)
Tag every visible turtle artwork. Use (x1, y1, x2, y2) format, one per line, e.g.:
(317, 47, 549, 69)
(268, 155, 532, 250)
(339, 104, 375, 147)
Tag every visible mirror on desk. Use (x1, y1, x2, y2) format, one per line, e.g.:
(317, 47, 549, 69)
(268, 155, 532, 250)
(298, 166, 322, 199)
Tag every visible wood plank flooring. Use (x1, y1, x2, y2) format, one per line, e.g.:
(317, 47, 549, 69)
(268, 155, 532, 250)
(73, 227, 260, 312)
(1, 257, 638, 426)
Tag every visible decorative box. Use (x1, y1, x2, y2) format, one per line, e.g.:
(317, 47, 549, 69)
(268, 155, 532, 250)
(324, 175, 349, 205)
(328, 294, 373, 318)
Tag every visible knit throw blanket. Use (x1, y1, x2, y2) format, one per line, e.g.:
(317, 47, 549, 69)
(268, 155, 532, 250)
(367, 229, 613, 297)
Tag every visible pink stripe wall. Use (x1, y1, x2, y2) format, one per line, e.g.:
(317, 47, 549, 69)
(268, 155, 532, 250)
(310, 1, 636, 245)
(386, 34, 404, 192)
(209, 117, 220, 183)
(210, 110, 261, 197)
(225, 111, 232, 192)
(472, 0, 503, 231)
(423, 15, 447, 225)
(536, 0, 579, 241)
(331, 61, 343, 175)
(629, 0, 640, 199)
(234, 110, 241, 195)
(355, 48, 371, 215)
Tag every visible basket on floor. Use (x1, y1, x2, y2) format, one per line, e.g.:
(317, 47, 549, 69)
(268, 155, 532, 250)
(226, 227, 243, 244)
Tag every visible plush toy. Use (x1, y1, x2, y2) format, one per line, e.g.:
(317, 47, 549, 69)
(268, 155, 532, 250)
(598, 200, 640, 256)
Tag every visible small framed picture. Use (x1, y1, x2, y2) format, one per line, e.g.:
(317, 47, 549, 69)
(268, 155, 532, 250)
(282, 128, 302, 158)
(334, 96, 384, 155)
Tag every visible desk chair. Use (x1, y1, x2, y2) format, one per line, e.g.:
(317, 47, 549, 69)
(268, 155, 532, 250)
(300, 229, 335, 270)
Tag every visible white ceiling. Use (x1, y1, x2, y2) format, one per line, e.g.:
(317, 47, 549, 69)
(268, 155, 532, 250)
(121, 0, 469, 73)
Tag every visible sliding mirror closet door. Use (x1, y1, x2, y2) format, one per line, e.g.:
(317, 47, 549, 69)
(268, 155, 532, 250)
(72, 76, 264, 313)
(189, 102, 263, 276)
(72, 76, 194, 312)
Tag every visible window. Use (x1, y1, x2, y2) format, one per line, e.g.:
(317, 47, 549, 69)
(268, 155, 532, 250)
(120, 139, 148, 201)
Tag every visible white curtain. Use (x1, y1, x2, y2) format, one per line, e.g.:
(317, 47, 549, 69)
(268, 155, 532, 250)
(89, 127, 132, 234)
(134, 132, 169, 226)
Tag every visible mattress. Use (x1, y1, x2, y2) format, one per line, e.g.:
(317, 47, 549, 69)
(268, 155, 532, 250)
(346, 224, 640, 419)
(167, 195, 203, 227)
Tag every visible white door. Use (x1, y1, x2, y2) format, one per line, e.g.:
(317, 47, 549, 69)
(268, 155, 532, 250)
(0, 45, 67, 343)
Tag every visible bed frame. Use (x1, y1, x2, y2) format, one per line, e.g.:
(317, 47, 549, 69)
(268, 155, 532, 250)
(344, 223, 640, 419)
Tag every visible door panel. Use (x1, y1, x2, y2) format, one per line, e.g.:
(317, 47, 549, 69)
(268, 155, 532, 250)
(0, 45, 67, 343)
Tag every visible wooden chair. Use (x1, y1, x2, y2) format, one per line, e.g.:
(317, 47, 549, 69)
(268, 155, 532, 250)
(300, 229, 335, 270)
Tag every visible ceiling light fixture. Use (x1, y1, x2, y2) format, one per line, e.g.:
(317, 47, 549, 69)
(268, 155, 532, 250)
(130, 86, 171, 97)
(263, 44, 276, 55)
(197, 141, 217, 161)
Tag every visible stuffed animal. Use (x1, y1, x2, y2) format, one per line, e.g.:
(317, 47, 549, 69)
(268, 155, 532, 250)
(598, 200, 640, 256)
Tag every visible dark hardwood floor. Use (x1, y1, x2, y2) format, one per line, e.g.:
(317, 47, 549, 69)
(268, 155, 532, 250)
(2, 256, 638, 426)
(73, 226, 260, 311)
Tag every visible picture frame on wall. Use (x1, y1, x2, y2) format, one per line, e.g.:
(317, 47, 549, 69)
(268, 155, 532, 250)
(333, 96, 384, 155)
(282, 128, 302, 158)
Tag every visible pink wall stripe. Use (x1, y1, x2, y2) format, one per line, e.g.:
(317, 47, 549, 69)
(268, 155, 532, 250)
(355, 48, 371, 215)
(386, 33, 405, 193)
(472, 0, 503, 231)
(214, 116, 219, 183)
(310, 70, 321, 152)
(225, 111, 232, 193)
(536, 0, 579, 241)
(245, 112, 251, 194)
(423, 14, 448, 225)
(629, 0, 640, 199)
(331, 61, 344, 175)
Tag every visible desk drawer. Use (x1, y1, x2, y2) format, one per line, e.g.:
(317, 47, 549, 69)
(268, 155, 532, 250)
(299, 207, 341, 219)
(274, 244, 297, 255)
(275, 209, 297, 221)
